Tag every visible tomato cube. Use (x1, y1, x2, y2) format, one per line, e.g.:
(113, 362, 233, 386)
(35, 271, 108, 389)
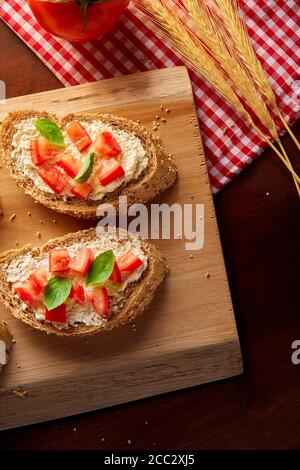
(69, 283, 85, 303)
(30, 137, 58, 166)
(38, 167, 68, 194)
(94, 131, 122, 158)
(109, 261, 122, 283)
(30, 140, 39, 166)
(45, 304, 67, 323)
(90, 287, 109, 317)
(66, 121, 92, 152)
(28, 268, 48, 295)
(68, 248, 94, 276)
(70, 182, 92, 200)
(98, 158, 125, 186)
(49, 249, 70, 272)
(57, 154, 81, 178)
(117, 251, 143, 274)
(15, 281, 37, 306)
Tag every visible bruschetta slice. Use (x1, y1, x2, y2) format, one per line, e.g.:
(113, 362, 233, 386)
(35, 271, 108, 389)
(0, 321, 13, 371)
(0, 228, 167, 337)
(0, 111, 177, 219)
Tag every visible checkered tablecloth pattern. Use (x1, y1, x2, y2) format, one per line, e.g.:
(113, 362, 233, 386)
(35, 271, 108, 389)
(0, 0, 299, 192)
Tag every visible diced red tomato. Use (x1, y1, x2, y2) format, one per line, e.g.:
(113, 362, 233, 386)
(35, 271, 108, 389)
(30, 137, 58, 166)
(45, 304, 67, 323)
(69, 283, 85, 304)
(98, 158, 125, 186)
(109, 261, 122, 283)
(28, 268, 48, 295)
(68, 248, 94, 276)
(70, 182, 92, 200)
(90, 287, 109, 317)
(49, 249, 70, 272)
(94, 131, 122, 158)
(57, 154, 81, 178)
(117, 251, 143, 274)
(15, 281, 38, 306)
(66, 121, 92, 152)
(38, 167, 68, 194)
(30, 140, 39, 166)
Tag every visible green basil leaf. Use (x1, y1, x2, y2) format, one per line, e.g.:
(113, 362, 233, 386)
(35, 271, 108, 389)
(35, 118, 64, 147)
(75, 153, 94, 183)
(44, 277, 72, 310)
(86, 250, 115, 286)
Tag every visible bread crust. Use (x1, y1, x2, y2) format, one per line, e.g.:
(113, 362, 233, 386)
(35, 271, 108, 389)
(0, 228, 167, 337)
(0, 111, 177, 219)
(0, 321, 13, 371)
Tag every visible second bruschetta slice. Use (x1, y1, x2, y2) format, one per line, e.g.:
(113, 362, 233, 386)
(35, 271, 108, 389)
(0, 228, 167, 336)
(0, 111, 177, 219)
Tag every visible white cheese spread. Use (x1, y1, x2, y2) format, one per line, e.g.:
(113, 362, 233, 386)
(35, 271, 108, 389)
(11, 118, 148, 200)
(7, 233, 147, 330)
(0, 339, 7, 366)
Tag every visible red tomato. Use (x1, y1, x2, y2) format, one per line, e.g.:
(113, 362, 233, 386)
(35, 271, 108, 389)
(27, 0, 129, 42)
(66, 121, 92, 152)
(70, 182, 93, 200)
(70, 283, 85, 303)
(30, 140, 39, 166)
(49, 249, 70, 272)
(38, 167, 68, 194)
(28, 269, 48, 294)
(117, 251, 143, 274)
(89, 287, 109, 317)
(45, 304, 67, 323)
(31, 137, 57, 166)
(15, 281, 38, 306)
(109, 261, 122, 283)
(69, 248, 94, 276)
(57, 154, 81, 178)
(98, 158, 125, 186)
(94, 131, 122, 158)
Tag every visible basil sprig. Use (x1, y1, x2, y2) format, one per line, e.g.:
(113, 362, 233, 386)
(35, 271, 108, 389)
(86, 250, 115, 286)
(35, 118, 65, 147)
(44, 277, 72, 310)
(75, 153, 94, 183)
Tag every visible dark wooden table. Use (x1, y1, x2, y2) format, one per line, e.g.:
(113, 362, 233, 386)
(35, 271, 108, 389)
(0, 23, 300, 451)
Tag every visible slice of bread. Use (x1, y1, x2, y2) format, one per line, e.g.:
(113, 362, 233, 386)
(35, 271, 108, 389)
(0, 321, 13, 371)
(0, 110, 177, 219)
(0, 228, 167, 337)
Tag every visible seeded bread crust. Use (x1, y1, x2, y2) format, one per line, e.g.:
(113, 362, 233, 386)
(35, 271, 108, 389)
(0, 321, 13, 371)
(0, 111, 177, 219)
(0, 228, 167, 337)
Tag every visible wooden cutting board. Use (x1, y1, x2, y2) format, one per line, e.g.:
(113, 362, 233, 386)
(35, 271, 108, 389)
(0, 66, 242, 431)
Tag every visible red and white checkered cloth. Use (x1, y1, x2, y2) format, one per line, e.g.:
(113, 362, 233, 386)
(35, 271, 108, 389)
(0, 0, 299, 192)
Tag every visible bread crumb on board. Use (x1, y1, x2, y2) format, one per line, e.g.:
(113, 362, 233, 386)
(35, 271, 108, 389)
(12, 388, 28, 398)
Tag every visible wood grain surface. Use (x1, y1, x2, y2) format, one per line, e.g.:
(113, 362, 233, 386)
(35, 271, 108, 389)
(0, 22, 299, 450)
(0, 65, 241, 431)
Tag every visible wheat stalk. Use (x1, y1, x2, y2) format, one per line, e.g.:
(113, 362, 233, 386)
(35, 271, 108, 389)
(211, 0, 300, 189)
(173, 0, 278, 140)
(132, 0, 300, 190)
(181, 0, 278, 140)
(213, 0, 300, 147)
(133, 0, 251, 121)
(213, 0, 277, 107)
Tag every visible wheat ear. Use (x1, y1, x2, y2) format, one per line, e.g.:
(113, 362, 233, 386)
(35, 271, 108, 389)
(183, 0, 277, 140)
(133, 0, 300, 189)
(214, 0, 300, 150)
(133, 0, 252, 122)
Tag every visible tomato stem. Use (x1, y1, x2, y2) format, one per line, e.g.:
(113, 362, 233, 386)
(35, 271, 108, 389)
(76, 0, 107, 25)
